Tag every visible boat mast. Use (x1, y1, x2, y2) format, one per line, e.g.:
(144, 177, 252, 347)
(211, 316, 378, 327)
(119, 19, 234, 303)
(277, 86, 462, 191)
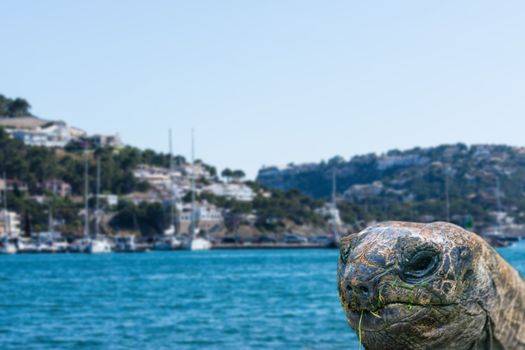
(169, 129, 176, 233)
(83, 145, 89, 237)
(496, 176, 503, 232)
(48, 207, 53, 233)
(95, 155, 101, 236)
(190, 128, 196, 240)
(2, 172, 8, 236)
(331, 169, 340, 240)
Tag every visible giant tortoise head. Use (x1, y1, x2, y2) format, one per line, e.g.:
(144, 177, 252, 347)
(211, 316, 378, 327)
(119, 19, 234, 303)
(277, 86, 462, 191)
(337, 221, 499, 349)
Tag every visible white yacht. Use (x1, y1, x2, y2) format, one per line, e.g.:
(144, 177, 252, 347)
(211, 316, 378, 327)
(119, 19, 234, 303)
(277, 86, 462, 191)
(182, 129, 211, 251)
(69, 237, 111, 254)
(81, 151, 112, 254)
(27, 212, 68, 253)
(153, 234, 182, 251)
(86, 236, 112, 254)
(0, 173, 17, 254)
(183, 236, 212, 251)
(0, 236, 17, 254)
(153, 130, 184, 251)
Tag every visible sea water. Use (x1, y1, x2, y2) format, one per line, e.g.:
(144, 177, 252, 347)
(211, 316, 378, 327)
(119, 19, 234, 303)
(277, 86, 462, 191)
(0, 242, 523, 350)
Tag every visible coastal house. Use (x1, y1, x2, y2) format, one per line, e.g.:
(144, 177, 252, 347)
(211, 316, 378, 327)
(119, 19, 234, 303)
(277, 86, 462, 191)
(7, 121, 86, 148)
(202, 183, 255, 202)
(89, 134, 123, 148)
(98, 194, 119, 207)
(180, 163, 212, 180)
(179, 202, 224, 233)
(42, 179, 72, 197)
(0, 178, 29, 192)
(134, 166, 178, 197)
(0, 210, 21, 236)
(133, 164, 191, 200)
(134, 166, 171, 187)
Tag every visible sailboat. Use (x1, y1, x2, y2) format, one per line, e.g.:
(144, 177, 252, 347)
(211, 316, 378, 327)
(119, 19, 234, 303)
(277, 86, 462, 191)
(88, 155, 112, 253)
(78, 151, 111, 254)
(0, 172, 17, 254)
(153, 129, 182, 251)
(182, 129, 211, 251)
(165, 128, 179, 236)
(326, 170, 342, 248)
(27, 189, 68, 253)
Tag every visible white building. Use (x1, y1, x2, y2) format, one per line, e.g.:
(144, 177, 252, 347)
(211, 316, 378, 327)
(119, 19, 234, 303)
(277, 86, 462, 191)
(0, 178, 28, 192)
(98, 194, 119, 207)
(89, 134, 123, 148)
(179, 202, 224, 232)
(133, 165, 189, 199)
(7, 121, 86, 148)
(181, 163, 212, 180)
(0, 210, 21, 237)
(134, 166, 171, 187)
(203, 183, 255, 202)
(43, 179, 72, 197)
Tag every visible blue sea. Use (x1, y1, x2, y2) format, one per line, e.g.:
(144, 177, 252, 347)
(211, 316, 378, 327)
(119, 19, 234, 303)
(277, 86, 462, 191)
(0, 242, 523, 350)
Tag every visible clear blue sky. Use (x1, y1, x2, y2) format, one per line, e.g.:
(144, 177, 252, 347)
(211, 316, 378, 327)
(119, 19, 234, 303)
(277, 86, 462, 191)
(1, 1, 524, 178)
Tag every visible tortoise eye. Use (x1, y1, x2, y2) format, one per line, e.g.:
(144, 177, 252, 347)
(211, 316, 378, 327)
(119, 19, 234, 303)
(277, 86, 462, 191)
(401, 250, 439, 283)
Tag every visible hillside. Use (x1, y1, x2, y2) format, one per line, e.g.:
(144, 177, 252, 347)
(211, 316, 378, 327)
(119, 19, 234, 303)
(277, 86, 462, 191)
(0, 128, 328, 237)
(257, 144, 525, 235)
(0, 93, 336, 238)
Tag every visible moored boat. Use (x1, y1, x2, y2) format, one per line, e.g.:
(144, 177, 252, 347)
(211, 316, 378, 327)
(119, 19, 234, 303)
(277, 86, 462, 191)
(0, 236, 17, 254)
(86, 236, 112, 254)
(181, 129, 211, 251)
(114, 235, 148, 253)
(153, 234, 182, 251)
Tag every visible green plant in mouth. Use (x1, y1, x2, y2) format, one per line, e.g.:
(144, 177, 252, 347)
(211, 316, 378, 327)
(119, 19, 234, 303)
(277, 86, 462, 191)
(358, 311, 364, 350)
(370, 310, 381, 318)
(376, 287, 386, 309)
(405, 286, 417, 310)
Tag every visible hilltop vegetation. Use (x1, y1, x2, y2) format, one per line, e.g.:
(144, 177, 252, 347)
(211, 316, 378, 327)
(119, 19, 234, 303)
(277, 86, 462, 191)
(257, 144, 525, 234)
(0, 95, 32, 117)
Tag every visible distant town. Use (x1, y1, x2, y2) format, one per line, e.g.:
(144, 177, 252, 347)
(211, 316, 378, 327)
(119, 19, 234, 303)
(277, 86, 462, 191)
(0, 94, 522, 253)
(0, 94, 343, 253)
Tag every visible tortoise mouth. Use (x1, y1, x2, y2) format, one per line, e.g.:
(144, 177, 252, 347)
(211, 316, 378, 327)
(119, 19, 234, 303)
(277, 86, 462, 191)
(346, 302, 440, 332)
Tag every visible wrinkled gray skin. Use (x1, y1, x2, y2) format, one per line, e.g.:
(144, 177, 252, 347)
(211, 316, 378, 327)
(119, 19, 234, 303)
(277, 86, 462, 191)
(338, 222, 525, 350)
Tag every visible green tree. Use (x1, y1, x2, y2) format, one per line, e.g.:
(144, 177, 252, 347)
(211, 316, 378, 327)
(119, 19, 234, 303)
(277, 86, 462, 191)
(231, 169, 246, 182)
(7, 98, 31, 117)
(221, 168, 233, 182)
